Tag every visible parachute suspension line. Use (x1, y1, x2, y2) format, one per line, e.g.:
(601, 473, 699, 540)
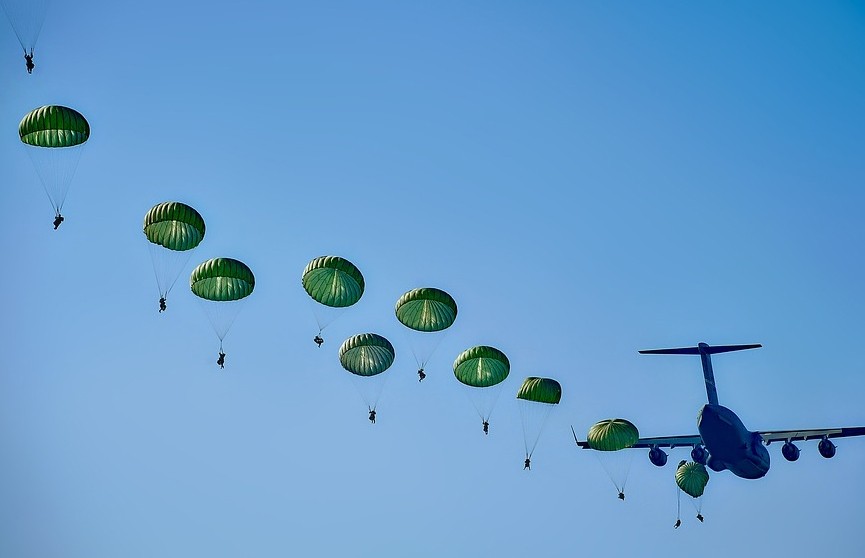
(676, 486, 682, 524)
(25, 142, 85, 216)
(0, 0, 50, 52)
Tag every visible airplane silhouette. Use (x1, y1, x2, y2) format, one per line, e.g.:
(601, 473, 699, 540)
(574, 343, 865, 479)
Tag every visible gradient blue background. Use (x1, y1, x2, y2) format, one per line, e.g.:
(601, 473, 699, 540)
(2, 1, 864, 556)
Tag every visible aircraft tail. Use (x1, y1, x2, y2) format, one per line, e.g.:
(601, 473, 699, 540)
(638, 342, 761, 405)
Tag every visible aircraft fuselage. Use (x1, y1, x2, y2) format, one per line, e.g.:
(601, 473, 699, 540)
(698, 404, 770, 479)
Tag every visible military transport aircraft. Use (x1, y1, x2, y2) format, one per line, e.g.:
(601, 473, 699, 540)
(574, 343, 865, 479)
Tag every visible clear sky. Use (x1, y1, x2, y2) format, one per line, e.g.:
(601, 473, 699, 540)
(2, 1, 864, 557)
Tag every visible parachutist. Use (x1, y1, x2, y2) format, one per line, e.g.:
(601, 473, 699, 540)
(159, 297, 166, 312)
(217, 351, 226, 369)
(483, 420, 489, 435)
(368, 409, 376, 424)
(53, 214, 64, 230)
(24, 49, 34, 74)
(674, 519, 681, 529)
(618, 492, 625, 501)
(314, 335, 324, 347)
(524, 458, 531, 470)
(696, 513, 704, 522)
(418, 368, 426, 382)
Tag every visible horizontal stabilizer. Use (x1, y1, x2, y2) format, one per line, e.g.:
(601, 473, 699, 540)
(639, 343, 761, 355)
(639, 346, 700, 355)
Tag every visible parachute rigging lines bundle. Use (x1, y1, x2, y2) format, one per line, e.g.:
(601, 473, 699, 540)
(453, 345, 510, 428)
(190, 257, 254, 355)
(19, 105, 90, 219)
(339, 333, 395, 414)
(516, 377, 562, 462)
(144, 202, 205, 307)
(302, 256, 364, 340)
(587, 418, 640, 499)
(0, 0, 50, 54)
(395, 287, 457, 372)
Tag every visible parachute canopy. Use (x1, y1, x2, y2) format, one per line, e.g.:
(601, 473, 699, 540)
(19, 105, 90, 147)
(676, 461, 709, 498)
(144, 202, 205, 251)
(395, 288, 457, 332)
(517, 377, 562, 404)
(190, 258, 255, 301)
(302, 256, 364, 308)
(339, 333, 395, 377)
(453, 346, 510, 388)
(587, 419, 640, 451)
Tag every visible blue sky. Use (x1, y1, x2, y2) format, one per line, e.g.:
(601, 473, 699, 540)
(1, 2, 864, 556)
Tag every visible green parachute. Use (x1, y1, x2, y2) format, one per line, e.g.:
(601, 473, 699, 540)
(517, 377, 561, 467)
(339, 333, 395, 377)
(19, 105, 90, 223)
(587, 419, 639, 451)
(144, 202, 205, 310)
(395, 288, 457, 332)
(453, 345, 510, 433)
(395, 287, 457, 376)
(302, 256, 364, 345)
(190, 258, 255, 366)
(587, 419, 640, 499)
(339, 333, 395, 417)
(517, 377, 562, 404)
(676, 460, 709, 498)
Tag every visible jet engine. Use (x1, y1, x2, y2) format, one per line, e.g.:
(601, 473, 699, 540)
(648, 446, 667, 467)
(818, 437, 836, 458)
(690, 445, 708, 465)
(781, 441, 800, 462)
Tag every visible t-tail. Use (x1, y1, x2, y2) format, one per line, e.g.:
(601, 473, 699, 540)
(638, 342, 761, 406)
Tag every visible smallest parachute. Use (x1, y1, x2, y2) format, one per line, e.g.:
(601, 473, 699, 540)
(676, 461, 709, 498)
(517, 377, 562, 404)
(587, 419, 639, 451)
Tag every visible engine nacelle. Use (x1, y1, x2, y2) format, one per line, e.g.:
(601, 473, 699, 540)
(648, 446, 668, 467)
(690, 445, 708, 465)
(782, 441, 800, 462)
(818, 438, 836, 458)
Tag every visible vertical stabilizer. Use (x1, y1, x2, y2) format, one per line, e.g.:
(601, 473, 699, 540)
(638, 343, 761, 405)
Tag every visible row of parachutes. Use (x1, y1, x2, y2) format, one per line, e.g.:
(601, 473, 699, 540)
(143, 198, 567, 466)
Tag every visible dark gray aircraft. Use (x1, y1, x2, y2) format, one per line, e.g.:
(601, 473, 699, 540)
(574, 342, 865, 479)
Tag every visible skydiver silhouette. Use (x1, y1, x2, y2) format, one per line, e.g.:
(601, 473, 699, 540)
(618, 492, 625, 501)
(696, 513, 704, 523)
(524, 457, 531, 470)
(24, 50, 34, 74)
(314, 335, 324, 347)
(159, 297, 166, 313)
(674, 519, 681, 529)
(217, 351, 226, 369)
(368, 409, 376, 424)
(417, 368, 426, 382)
(53, 214, 64, 230)
(482, 420, 489, 435)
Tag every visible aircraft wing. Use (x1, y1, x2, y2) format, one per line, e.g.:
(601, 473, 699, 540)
(757, 427, 865, 444)
(572, 426, 702, 449)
